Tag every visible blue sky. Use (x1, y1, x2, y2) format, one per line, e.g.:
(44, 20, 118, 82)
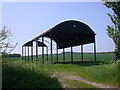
(2, 2, 115, 54)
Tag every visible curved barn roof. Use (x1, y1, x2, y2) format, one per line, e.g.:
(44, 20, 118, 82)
(23, 40, 47, 47)
(32, 20, 96, 49)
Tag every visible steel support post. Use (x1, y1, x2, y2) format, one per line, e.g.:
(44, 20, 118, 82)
(28, 46, 29, 61)
(63, 48, 65, 62)
(50, 37, 53, 64)
(25, 46, 26, 61)
(31, 45, 33, 62)
(56, 46, 58, 62)
(22, 46, 23, 60)
(71, 47, 73, 62)
(36, 39, 38, 61)
(81, 45, 83, 62)
(42, 36, 44, 64)
(94, 40, 96, 62)
(46, 47, 48, 61)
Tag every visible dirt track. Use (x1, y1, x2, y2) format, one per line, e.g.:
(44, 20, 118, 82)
(53, 72, 118, 88)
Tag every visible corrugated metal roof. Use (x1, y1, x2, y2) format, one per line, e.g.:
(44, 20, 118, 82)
(23, 20, 96, 49)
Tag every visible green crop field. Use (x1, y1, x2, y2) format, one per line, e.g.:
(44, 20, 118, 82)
(22, 52, 115, 63)
(2, 52, 120, 88)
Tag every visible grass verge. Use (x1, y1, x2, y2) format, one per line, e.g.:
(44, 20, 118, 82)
(47, 62, 119, 87)
(2, 60, 62, 88)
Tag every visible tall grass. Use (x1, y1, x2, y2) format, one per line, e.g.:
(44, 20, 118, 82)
(2, 60, 62, 88)
(76, 62, 119, 86)
(47, 62, 119, 87)
(3, 52, 118, 88)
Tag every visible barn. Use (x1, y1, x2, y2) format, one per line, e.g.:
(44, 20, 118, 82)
(22, 20, 96, 64)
